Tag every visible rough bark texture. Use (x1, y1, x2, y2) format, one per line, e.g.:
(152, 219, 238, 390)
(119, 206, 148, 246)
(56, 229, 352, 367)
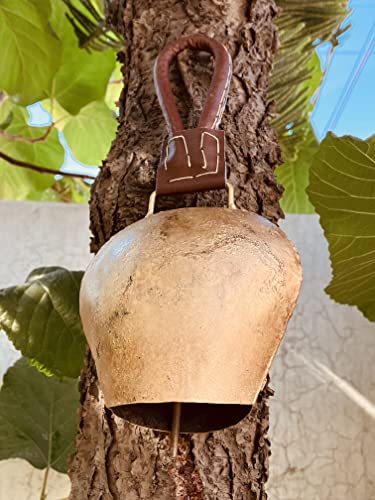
(69, 0, 283, 498)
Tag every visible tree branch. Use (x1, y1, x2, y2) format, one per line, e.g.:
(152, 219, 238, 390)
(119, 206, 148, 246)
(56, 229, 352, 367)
(0, 123, 55, 144)
(0, 151, 97, 180)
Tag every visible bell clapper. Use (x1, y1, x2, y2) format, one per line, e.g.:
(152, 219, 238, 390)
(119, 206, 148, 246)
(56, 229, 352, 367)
(171, 402, 182, 458)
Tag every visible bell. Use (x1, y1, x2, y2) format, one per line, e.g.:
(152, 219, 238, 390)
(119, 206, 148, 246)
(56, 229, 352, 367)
(80, 34, 302, 441)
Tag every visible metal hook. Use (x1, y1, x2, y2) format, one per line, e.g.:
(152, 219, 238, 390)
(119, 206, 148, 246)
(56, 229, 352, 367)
(146, 182, 237, 217)
(146, 190, 157, 217)
(226, 181, 236, 210)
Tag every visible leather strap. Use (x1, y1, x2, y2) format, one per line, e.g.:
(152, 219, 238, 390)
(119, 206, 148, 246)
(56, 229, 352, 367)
(154, 34, 232, 195)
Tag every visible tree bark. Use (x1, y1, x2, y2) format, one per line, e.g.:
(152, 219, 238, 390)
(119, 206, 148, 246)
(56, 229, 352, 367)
(69, 0, 283, 498)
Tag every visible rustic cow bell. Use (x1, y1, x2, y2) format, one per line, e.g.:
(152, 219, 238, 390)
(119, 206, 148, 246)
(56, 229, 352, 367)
(80, 34, 302, 438)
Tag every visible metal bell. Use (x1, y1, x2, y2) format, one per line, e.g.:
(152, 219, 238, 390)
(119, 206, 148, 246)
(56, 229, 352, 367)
(80, 207, 302, 433)
(79, 35, 302, 439)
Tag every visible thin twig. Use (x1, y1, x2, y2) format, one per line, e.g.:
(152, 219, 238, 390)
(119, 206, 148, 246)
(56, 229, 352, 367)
(312, 24, 352, 107)
(0, 123, 55, 144)
(0, 151, 97, 180)
(311, 42, 336, 107)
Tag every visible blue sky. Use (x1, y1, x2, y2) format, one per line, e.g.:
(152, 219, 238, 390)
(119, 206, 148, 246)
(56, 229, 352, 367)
(312, 0, 374, 140)
(29, 0, 374, 175)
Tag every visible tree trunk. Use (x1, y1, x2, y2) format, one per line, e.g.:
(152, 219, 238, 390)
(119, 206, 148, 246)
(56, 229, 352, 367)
(69, 0, 283, 498)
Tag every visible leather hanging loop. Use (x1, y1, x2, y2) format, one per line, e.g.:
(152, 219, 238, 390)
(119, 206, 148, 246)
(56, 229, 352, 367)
(154, 33, 232, 134)
(154, 34, 232, 196)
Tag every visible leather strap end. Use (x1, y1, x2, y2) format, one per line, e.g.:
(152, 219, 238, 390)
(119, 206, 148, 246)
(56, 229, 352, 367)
(156, 127, 226, 195)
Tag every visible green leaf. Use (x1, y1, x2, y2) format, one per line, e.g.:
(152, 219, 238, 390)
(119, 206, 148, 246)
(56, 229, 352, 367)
(28, 358, 55, 377)
(307, 133, 375, 321)
(276, 127, 317, 213)
(0, 98, 13, 129)
(63, 100, 117, 164)
(54, 44, 116, 115)
(49, 0, 116, 114)
(270, 1, 351, 161)
(0, 159, 34, 199)
(41, 99, 71, 131)
(0, 358, 78, 473)
(49, 0, 115, 110)
(0, 106, 65, 199)
(63, 0, 122, 51)
(24, 186, 64, 203)
(278, 0, 351, 43)
(27, 177, 92, 203)
(0, 0, 61, 105)
(270, 23, 322, 160)
(29, 0, 52, 18)
(0, 267, 86, 378)
(53, 178, 91, 204)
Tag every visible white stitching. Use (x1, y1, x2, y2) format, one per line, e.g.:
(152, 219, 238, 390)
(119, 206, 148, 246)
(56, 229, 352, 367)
(196, 132, 220, 177)
(164, 135, 191, 171)
(165, 131, 220, 183)
(211, 48, 232, 129)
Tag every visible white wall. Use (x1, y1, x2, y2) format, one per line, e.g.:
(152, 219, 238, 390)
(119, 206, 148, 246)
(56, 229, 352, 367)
(0, 201, 91, 500)
(270, 216, 375, 499)
(0, 201, 374, 500)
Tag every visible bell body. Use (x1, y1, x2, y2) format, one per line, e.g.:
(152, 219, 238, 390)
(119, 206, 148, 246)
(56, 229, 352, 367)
(80, 207, 302, 431)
